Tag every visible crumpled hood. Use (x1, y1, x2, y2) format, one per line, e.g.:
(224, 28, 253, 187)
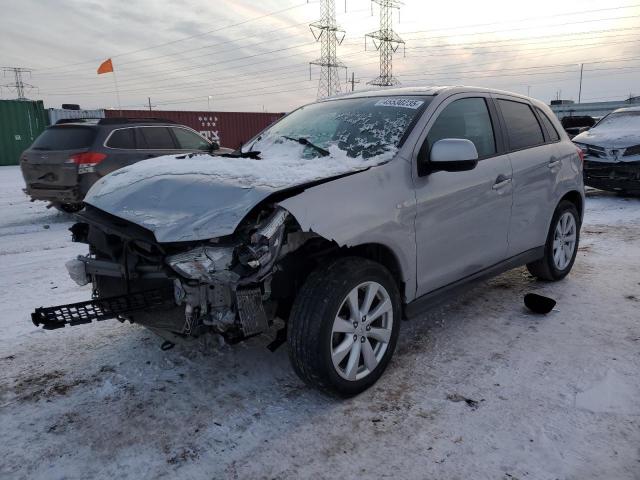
(84, 151, 388, 242)
(573, 126, 640, 149)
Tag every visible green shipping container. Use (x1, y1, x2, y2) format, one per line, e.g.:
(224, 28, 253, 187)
(0, 100, 49, 166)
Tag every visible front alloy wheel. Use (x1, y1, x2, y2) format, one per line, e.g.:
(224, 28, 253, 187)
(331, 282, 393, 381)
(288, 257, 401, 396)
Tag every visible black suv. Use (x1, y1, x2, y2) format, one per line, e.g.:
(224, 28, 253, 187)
(20, 118, 223, 212)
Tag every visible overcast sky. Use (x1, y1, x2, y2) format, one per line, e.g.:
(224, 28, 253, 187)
(1, 0, 639, 112)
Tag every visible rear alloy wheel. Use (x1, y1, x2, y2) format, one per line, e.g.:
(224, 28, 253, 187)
(288, 257, 401, 396)
(552, 211, 577, 271)
(527, 200, 580, 281)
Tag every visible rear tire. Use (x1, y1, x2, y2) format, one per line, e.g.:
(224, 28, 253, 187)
(527, 200, 580, 281)
(54, 202, 83, 214)
(288, 257, 401, 397)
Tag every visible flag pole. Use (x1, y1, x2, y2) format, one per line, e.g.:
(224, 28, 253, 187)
(112, 69, 122, 116)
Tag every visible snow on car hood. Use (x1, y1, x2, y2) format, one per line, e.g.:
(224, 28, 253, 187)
(84, 142, 394, 242)
(573, 121, 640, 150)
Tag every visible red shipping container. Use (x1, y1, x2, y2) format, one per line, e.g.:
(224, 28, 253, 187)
(104, 110, 284, 149)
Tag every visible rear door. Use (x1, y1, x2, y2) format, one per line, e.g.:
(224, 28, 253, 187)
(21, 125, 97, 189)
(100, 127, 149, 175)
(494, 96, 559, 256)
(137, 126, 182, 161)
(413, 94, 514, 296)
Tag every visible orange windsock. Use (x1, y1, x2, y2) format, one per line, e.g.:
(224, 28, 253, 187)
(97, 58, 114, 75)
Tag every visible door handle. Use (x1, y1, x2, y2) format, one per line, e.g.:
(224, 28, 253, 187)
(548, 157, 561, 168)
(492, 174, 512, 190)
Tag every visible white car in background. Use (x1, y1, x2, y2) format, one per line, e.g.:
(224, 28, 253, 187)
(573, 106, 640, 195)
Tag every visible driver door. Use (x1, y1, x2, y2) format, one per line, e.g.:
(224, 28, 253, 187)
(413, 94, 514, 297)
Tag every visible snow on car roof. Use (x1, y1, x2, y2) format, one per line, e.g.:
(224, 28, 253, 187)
(611, 106, 640, 114)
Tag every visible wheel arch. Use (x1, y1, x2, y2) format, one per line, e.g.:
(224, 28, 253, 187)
(344, 243, 406, 302)
(560, 190, 584, 222)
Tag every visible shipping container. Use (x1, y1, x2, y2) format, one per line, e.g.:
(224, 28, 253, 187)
(104, 110, 284, 149)
(48, 108, 105, 125)
(0, 100, 49, 166)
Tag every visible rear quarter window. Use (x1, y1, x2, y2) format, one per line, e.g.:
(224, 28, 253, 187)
(31, 126, 97, 150)
(498, 99, 545, 150)
(536, 108, 560, 142)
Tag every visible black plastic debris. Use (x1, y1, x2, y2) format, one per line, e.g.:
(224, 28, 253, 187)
(447, 393, 481, 410)
(524, 293, 556, 314)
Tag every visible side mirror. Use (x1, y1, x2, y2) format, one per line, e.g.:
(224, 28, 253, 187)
(420, 138, 479, 175)
(208, 141, 221, 153)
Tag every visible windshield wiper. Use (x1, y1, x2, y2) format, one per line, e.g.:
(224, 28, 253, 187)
(222, 149, 262, 159)
(281, 136, 330, 157)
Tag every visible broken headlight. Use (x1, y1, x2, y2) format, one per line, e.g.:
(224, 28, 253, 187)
(166, 246, 234, 282)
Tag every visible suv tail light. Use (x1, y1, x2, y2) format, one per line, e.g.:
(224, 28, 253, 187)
(576, 147, 585, 163)
(69, 152, 107, 173)
(70, 152, 107, 165)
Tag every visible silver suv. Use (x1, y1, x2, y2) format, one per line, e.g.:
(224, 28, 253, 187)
(33, 87, 584, 396)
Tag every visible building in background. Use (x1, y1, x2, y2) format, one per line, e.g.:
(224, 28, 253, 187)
(550, 96, 640, 120)
(0, 100, 48, 166)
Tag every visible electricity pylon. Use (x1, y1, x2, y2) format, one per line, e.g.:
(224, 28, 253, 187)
(2, 67, 34, 100)
(366, 0, 404, 87)
(309, 0, 347, 98)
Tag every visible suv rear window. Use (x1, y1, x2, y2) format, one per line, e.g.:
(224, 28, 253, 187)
(498, 100, 545, 150)
(140, 127, 176, 149)
(31, 126, 97, 150)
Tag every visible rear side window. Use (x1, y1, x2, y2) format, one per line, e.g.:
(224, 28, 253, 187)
(106, 128, 136, 149)
(536, 108, 560, 142)
(31, 127, 97, 150)
(140, 127, 176, 149)
(427, 97, 496, 158)
(498, 100, 544, 150)
(171, 127, 210, 151)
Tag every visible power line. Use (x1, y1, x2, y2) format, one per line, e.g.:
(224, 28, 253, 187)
(35, 1, 313, 72)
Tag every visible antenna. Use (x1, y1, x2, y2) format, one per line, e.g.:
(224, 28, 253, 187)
(366, 0, 405, 87)
(309, 0, 347, 98)
(2, 67, 35, 100)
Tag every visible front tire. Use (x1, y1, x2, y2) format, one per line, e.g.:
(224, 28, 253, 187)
(527, 200, 580, 281)
(288, 257, 401, 396)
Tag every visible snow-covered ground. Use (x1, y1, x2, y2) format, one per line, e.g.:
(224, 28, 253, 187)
(0, 164, 638, 479)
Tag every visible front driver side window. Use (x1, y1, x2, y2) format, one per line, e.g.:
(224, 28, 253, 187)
(426, 97, 496, 158)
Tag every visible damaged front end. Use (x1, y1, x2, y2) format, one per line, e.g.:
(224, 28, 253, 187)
(33, 204, 316, 345)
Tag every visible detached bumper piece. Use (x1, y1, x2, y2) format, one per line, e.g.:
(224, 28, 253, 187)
(31, 288, 173, 330)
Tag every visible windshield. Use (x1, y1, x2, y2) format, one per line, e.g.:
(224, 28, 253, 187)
(594, 111, 640, 130)
(31, 126, 97, 151)
(247, 96, 433, 161)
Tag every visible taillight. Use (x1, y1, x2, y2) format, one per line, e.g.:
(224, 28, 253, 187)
(576, 147, 584, 163)
(70, 152, 106, 165)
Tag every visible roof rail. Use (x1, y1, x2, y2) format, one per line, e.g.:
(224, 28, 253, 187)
(55, 118, 101, 125)
(97, 117, 177, 125)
